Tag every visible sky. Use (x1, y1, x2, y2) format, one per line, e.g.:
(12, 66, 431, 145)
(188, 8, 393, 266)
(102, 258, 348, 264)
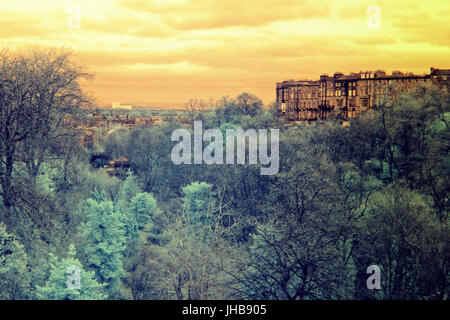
(1, 0, 449, 107)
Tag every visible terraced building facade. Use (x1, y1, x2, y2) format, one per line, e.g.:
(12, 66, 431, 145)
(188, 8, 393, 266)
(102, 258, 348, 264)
(276, 68, 450, 121)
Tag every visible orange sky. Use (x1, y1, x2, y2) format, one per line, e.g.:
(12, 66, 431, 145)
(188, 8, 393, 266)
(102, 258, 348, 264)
(1, 0, 449, 107)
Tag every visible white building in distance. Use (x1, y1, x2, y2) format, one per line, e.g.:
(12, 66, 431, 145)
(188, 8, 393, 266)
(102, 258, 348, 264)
(112, 101, 132, 110)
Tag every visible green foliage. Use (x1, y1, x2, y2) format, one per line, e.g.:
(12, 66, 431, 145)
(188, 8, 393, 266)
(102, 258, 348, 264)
(35, 163, 58, 195)
(1, 72, 449, 301)
(219, 122, 240, 138)
(0, 223, 31, 299)
(84, 169, 122, 202)
(182, 182, 215, 226)
(128, 213, 234, 300)
(118, 205, 140, 262)
(80, 191, 126, 298)
(104, 128, 130, 160)
(354, 183, 449, 299)
(118, 171, 142, 206)
(126, 126, 173, 194)
(129, 192, 158, 230)
(37, 245, 107, 300)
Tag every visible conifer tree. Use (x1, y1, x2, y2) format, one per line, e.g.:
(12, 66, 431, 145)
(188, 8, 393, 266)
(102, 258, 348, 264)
(117, 204, 140, 264)
(37, 245, 106, 300)
(129, 192, 157, 230)
(80, 191, 126, 298)
(118, 171, 142, 208)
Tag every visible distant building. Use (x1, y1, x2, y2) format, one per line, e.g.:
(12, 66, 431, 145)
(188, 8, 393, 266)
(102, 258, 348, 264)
(112, 101, 132, 110)
(276, 67, 450, 121)
(104, 157, 130, 179)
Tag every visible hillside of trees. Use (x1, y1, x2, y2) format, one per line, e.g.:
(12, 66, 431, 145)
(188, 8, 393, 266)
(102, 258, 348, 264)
(0, 48, 448, 300)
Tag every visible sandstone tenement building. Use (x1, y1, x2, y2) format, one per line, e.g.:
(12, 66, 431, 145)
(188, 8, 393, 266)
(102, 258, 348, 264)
(276, 67, 450, 121)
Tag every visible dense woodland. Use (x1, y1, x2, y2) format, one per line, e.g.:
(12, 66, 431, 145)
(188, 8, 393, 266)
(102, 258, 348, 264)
(0, 48, 449, 300)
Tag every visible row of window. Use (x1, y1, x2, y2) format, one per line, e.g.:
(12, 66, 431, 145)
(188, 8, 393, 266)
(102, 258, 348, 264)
(281, 77, 432, 102)
(284, 92, 318, 99)
(322, 77, 429, 88)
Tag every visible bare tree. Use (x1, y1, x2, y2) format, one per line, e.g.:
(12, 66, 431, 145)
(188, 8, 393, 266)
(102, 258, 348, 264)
(185, 98, 208, 113)
(236, 93, 262, 116)
(0, 46, 93, 227)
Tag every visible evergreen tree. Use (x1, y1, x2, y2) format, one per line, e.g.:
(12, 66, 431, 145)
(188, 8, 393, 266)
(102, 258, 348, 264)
(118, 171, 142, 208)
(129, 192, 157, 230)
(117, 205, 140, 265)
(37, 245, 106, 300)
(80, 191, 126, 298)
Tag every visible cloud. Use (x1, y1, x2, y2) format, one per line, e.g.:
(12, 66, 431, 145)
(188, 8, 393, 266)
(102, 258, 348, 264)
(392, 12, 450, 47)
(0, 12, 55, 38)
(80, 9, 176, 38)
(118, 0, 330, 30)
(0, 0, 449, 106)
